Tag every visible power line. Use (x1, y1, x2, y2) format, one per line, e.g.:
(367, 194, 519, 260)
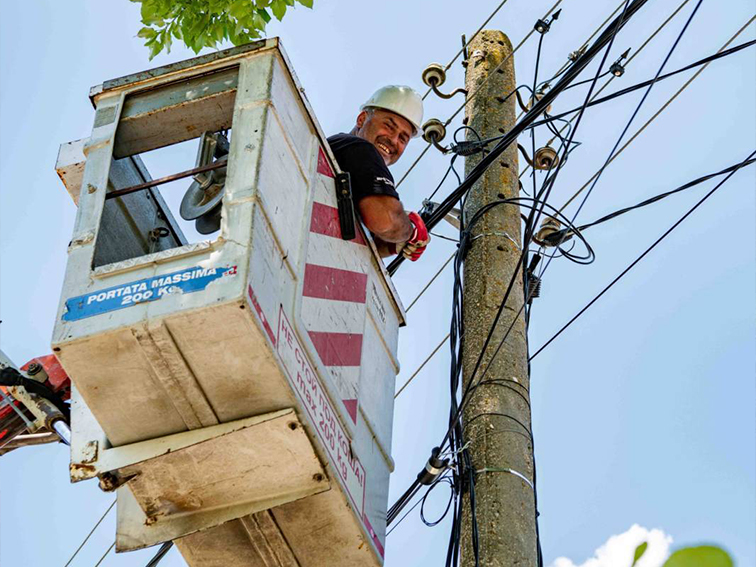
(389, 0, 650, 275)
(92, 542, 115, 567)
(421, 0, 514, 101)
(395, 333, 450, 399)
(63, 500, 115, 567)
(558, 13, 756, 212)
(395, 0, 564, 190)
(530, 150, 756, 360)
(571, 158, 756, 233)
(518, 0, 695, 179)
(145, 542, 174, 567)
(469, 0, 704, 406)
(406, 251, 456, 311)
(532, 39, 756, 126)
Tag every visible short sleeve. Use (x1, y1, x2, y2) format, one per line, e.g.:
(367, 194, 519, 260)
(328, 135, 400, 202)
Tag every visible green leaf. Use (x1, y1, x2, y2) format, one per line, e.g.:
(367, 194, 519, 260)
(141, 0, 157, 21)
(270, 0, 286, 20)
(663, 546, 733, 567)
(296, 0, 313, 8)
(229, 0, 251, 19)
(137, 26, 158, 39)
(631, 542, 648, 566)
(257, 7, 272, 22)
(283, 0, 295, 5)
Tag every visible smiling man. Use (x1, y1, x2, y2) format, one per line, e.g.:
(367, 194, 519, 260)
(327, 85, 430, 261)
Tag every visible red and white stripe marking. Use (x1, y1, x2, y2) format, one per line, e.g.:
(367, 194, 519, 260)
(300, 147, 369, 425)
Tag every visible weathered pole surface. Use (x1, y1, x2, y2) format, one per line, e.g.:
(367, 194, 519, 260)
(461, 31, 536, 567)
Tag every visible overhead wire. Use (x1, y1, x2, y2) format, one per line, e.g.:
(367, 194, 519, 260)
(387, 0, 650, 542)
(528, 38, 756, 127)
(441, 0, 637, 443)
(92, 542, 115, 567)
(518, 0, 695, 180)
(530, 150, 756, 360)
(145, 542, 174, 567)
(557, 13, 756, 212)
(465, 0, 705, 415)
(63, 500, 116, 567)
(569, 158, 756, 234)
(394, 0, 564, 190)
(421, 0, 515, 101)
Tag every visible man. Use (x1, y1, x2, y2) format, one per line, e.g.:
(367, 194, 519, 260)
(327, 86, 430, 261)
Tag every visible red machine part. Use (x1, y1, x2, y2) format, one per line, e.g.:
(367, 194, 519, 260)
(0, 354, 71, 443)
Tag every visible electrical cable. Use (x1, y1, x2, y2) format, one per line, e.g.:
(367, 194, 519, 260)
(406, 252, 456, 312)
(145, 542, 174, 567)
(395, 333, 451, 399)
(557, 14, 756, 212)
(519, 0, 695, 180)
(533, 38, 756, 128)
(92, 542, 115, 567)
(530, 149, 756, 360)
(385, 2, 630, 523)
(394, 0, 563, 190)
(565, 158, 756, 235)
(443, 0, 635, 435)
(465, 0, 704, 416)
(539, 0, 629, 88)
(63, 500, 116, 567)
(388, 0, 651, 275)
(421, 0, 514, 101)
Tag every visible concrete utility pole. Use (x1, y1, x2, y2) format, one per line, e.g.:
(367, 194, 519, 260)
(461, 31, 536, 567)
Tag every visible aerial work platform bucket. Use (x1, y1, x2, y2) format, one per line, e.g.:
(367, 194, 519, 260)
(52, 39, 404, 566)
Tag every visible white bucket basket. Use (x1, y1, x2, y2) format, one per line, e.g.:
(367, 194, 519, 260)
(52, 39, 404, 566)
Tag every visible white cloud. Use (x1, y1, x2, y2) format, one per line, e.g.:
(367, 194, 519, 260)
(550, 524, 674, 567)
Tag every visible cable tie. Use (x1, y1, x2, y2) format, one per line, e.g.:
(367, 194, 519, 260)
(476, 466, 534, 489)
(471, 231, 522, 251)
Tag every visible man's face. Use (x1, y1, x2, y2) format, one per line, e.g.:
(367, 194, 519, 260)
(355, 109, 414, 166)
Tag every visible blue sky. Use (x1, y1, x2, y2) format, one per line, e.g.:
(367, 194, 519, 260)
(1, 1, 754, 566)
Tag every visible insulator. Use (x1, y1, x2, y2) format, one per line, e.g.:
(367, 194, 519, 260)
(422, 119, 446, 144)
(534, 217, 562, 247)
(422, 119, 449, 153)
(534, 146, 559, 170)
(421, 63, 447, 88)
(610, 62, 625, 77)
(534, 19, 550, 34)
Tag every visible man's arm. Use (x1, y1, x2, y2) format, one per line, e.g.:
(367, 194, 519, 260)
(358, 195, 413, 243)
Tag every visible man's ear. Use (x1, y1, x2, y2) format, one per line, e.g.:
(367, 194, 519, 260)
(356, 110, 369, 129)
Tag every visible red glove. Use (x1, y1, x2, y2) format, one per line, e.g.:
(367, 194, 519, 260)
(402, 212, 430, 261)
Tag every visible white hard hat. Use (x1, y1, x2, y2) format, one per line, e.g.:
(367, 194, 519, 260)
(361, 85, 424, 137)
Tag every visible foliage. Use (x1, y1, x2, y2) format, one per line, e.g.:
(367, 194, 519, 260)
(662, 546, 733, 567)
(130, 0, 314, 59)
(632, 542, 649, 566)
(629, 542, 733, 567)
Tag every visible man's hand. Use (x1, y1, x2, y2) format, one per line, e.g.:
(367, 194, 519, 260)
(401, 212, 430, 261)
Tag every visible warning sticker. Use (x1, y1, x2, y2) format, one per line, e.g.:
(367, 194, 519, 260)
(62, 265, 237, 321)
(276, 307, 366, 516)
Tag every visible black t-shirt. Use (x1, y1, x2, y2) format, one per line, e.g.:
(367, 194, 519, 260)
(327, 133, 400, 203)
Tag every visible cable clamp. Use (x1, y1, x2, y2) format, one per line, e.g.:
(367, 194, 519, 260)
(417, 447, 450, 486)
(449, 140, 487, 156)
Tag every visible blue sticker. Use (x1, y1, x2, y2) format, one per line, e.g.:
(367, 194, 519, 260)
(63, 265, 238, 322)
